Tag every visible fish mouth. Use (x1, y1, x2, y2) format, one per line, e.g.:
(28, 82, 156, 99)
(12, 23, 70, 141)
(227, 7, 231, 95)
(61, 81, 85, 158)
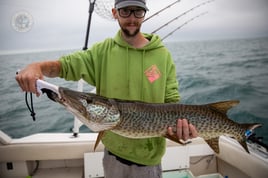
(43, 87, 90, 119)
(42, 87, 82, 107)
(41, 88, 59, 102)
(42, 87, 80, 107)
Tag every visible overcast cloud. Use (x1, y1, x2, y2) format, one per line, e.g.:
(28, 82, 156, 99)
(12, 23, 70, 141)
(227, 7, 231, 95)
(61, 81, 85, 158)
(0, 0, 268, 54)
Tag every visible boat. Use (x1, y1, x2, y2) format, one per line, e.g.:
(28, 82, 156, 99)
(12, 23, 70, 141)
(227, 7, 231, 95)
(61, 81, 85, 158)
(1, 127, 268, 178)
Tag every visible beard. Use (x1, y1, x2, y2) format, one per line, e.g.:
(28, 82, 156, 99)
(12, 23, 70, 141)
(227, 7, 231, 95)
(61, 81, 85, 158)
(119, 21, 141, 37)
(121, 28, 140, 37)
(122, 28, 140, 37)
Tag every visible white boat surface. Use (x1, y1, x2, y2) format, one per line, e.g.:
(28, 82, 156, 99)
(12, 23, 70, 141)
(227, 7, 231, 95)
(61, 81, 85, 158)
(1, 129, 268, 178)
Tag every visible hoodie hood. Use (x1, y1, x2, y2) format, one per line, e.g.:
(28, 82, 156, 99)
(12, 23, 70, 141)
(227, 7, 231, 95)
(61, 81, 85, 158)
(114, 30, 164, 51)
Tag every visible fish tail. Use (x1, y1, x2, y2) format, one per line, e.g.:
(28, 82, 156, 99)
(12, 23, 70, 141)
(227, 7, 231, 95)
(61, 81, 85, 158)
(242, 123, 262, 132)
(239, 123, 262, 153)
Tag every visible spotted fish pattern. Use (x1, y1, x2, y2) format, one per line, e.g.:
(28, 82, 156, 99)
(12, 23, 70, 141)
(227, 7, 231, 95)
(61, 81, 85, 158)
(45, 87, 261, 154)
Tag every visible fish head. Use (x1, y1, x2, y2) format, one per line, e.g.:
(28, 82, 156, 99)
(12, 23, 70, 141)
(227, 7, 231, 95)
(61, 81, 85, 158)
(43, 87, 121, 132)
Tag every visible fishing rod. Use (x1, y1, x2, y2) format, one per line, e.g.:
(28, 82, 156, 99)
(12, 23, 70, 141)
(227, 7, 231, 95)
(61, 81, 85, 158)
(72, 0, 98, 137)
(151, 0, 214, 34)
(162, 11, 208, 41)
(143, 0, 181, 23)
(83, 0, 97, 50)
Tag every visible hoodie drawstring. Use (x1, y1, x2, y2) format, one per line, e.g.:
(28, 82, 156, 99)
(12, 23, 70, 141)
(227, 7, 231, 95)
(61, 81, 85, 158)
(141, 50, 146, 100)
(126, 47, 130, 97)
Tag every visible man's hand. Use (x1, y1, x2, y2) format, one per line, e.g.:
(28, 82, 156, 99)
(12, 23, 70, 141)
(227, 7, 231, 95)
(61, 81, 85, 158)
(15, 63, 44, 96)
(15, 61, 61, 96)
(167, 118, 198, 143)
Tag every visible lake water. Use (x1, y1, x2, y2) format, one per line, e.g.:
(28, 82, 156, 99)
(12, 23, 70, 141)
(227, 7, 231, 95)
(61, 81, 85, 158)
(1, 37, 268, 145)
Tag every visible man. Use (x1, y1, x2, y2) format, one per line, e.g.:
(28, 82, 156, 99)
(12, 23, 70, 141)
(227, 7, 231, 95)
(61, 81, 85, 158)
(16, 0, 198, 177)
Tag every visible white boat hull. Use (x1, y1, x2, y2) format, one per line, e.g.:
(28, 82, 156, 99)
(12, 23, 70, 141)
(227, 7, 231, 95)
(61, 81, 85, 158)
(0, 131, 267, 178)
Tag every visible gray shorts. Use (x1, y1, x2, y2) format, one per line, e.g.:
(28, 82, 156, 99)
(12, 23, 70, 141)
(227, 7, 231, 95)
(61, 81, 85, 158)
(103, 149, 162, 178)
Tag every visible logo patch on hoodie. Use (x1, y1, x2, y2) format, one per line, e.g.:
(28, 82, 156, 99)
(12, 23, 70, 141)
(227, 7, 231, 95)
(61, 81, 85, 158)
(144, 65, 161, 83)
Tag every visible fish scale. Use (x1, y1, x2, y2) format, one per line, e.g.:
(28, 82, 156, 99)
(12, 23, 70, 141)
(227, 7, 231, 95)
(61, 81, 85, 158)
(44, 86, 261, 154)
(115, 103, 234, 138)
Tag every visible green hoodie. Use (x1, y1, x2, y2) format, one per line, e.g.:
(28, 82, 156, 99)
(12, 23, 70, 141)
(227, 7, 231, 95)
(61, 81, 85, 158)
(59, 30, 180, 165)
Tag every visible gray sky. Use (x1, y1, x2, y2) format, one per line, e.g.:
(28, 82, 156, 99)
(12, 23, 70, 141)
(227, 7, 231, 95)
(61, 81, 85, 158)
(0, 0, 268, 54)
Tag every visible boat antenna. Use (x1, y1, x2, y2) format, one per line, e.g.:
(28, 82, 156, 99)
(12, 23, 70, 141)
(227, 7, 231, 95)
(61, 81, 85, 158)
(151, 0, 214, 34)
(162, 12, 208, 41)
(143, 0, 181, 23)
(83, 0, 97, 50)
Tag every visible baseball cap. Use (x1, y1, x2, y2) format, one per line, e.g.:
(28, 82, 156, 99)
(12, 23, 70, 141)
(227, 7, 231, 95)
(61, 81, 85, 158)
(115, 0, 149, 11)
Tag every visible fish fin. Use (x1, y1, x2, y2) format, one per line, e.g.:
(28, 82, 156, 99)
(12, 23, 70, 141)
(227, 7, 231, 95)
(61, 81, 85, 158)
(205, 137, 220, 153)
(164, 134, 182, 144)
(94, 131, 106, 151)
(208, 100, 239, 115)
(242, 123, 262, 131)
(164, 134, 191, 145)
(238, 123, 262, 153)
(239, 139, 249, 153)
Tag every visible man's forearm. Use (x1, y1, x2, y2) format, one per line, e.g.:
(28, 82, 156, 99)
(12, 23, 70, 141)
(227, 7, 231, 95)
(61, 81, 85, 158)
(39, 60, 61, 78)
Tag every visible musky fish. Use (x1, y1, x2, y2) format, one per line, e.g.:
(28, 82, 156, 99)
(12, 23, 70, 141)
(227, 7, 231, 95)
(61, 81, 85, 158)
(42, 86, 261, 154)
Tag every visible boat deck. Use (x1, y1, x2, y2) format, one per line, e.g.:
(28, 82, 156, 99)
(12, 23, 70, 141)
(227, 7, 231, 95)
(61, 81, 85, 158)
(0, 131, 267, 178)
